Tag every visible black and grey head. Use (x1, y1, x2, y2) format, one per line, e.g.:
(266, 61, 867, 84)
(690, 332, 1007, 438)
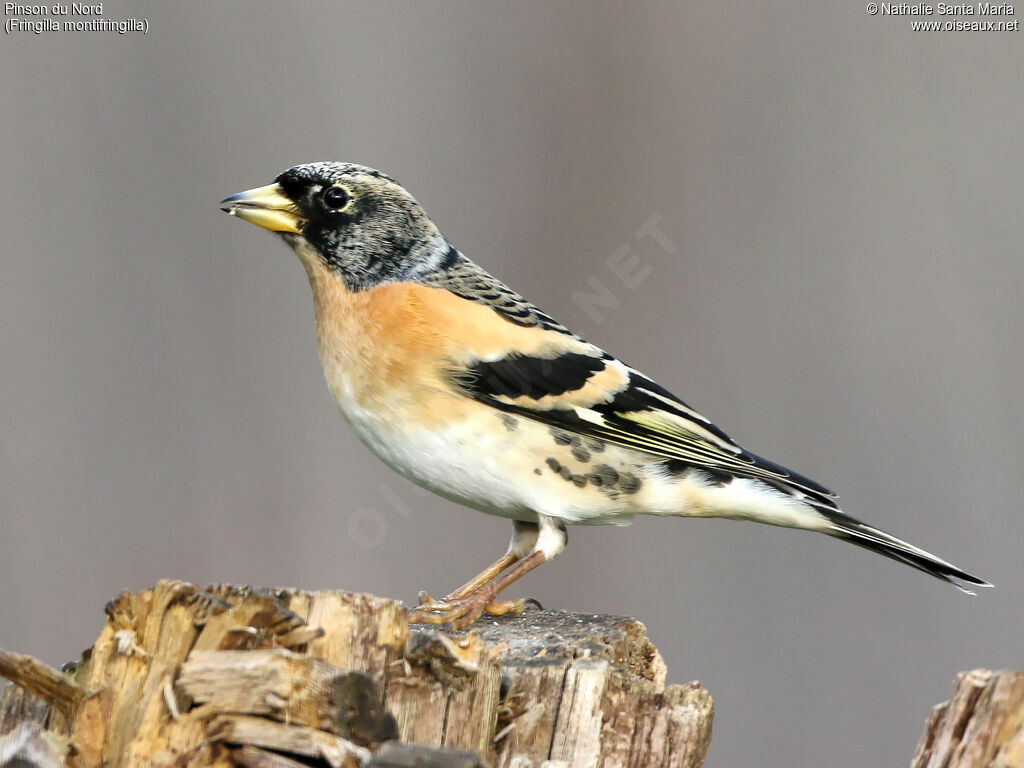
(220, 162, 455, 291)
(222, 162, 576, 335)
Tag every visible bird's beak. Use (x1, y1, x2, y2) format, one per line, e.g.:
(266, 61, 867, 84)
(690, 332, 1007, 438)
(219, 183, 305, 234)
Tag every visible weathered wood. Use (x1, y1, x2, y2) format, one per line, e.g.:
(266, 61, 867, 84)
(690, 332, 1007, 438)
(472, 609, 668, 688)
(911, 669, 1024, 768)
(549, 657, 610, 766)
(213, 714, 369, 767)
(627, 683, 714, 768)
(0, 648, 86, 717)
(367, 741, 486, 767)
(233, 744, 317, 768)
(0, 581, 714, 768)
(178, 649, 398, 744)
(480, 611, 711, 768)
(492, 658, 569, 767)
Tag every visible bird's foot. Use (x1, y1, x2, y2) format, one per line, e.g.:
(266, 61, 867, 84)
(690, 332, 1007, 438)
(481, 598, 530, 616)
(415, 591, 453, 611)
(408, 592, 528, 630)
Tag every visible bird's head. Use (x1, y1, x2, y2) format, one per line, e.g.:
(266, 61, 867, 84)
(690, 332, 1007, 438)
(220, 162, 449, 291)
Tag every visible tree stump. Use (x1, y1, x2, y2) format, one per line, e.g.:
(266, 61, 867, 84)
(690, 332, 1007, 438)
(911, 669, 1024, 768)
(0, 581, 714, 768)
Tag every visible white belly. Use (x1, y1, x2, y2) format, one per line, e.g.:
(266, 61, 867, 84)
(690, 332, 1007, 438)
(342, 399, 540, 520)
(328, 381, 662, 526)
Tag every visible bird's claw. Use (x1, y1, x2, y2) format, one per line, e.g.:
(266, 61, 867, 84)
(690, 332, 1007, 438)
(409, 592, 529, 629)
(415, 591, 446, 609)
(479, 598, 529, 616)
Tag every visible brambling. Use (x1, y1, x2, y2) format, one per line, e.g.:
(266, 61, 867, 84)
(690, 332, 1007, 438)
(220, 162, 989, 629)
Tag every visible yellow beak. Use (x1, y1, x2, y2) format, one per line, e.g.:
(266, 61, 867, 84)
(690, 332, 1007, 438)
(219, 183, 305, 234)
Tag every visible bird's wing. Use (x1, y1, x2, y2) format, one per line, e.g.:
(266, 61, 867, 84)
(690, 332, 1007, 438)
(430, 285, 838, 506)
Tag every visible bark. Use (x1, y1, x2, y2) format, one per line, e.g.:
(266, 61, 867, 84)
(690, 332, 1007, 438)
(0, 581, 713, 768)
(911, 669, 1024, 768)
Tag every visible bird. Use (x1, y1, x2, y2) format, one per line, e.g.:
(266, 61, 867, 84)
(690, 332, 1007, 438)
(220, 162, 990, 629)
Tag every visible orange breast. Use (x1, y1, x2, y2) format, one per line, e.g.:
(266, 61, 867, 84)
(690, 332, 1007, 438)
(303, 259, 597, 429)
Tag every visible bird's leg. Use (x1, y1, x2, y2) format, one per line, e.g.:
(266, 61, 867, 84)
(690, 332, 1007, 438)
(415, 521, 538, 611)
(409, 517, 566, 630)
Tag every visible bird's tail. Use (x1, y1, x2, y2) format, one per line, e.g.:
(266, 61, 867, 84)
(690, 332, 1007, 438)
(813, 505, 992, 594)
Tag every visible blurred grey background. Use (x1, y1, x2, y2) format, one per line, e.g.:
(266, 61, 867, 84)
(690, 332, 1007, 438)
(1, 2, 1021, 766)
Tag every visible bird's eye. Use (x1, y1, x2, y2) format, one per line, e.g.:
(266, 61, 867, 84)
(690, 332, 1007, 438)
(322, 186, 350, 210)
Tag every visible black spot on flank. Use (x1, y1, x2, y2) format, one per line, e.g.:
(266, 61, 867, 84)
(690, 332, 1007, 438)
(592, 464, 619, 487)
(585, 438, 606, 453)
(571, 446, 591, 463)
(585, 472, 604, 487)
(546, 459, 573, 481)
(618, 473, 642, 495)
(499, 414, 519, 431)
(551, 429, 573, 446)
(571, 474, 588, 488)
(534, 468, 542, 475)
(457, 353, 605, 401)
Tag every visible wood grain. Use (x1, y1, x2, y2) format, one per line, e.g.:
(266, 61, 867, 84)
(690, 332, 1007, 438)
(911, 669, 1024, 768)
(0, 582, 714, 768)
